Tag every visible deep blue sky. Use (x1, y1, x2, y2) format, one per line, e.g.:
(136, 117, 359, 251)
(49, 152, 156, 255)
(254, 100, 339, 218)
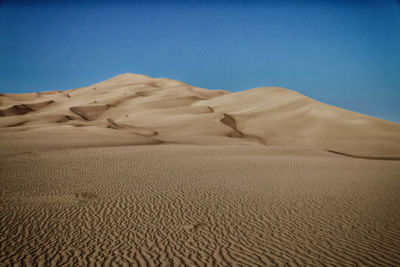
(1, 0, 399, 122)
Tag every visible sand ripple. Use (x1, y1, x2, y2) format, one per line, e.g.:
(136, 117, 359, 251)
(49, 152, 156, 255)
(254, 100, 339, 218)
(1, 145, 399, 266)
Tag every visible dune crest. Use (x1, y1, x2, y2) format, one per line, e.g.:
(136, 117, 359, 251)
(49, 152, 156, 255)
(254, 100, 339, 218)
(0, 73, 399, 157)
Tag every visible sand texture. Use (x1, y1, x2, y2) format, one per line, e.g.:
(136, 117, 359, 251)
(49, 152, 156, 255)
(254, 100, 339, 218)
(1, 74, 400, 266)
(1, 145, 400, 266)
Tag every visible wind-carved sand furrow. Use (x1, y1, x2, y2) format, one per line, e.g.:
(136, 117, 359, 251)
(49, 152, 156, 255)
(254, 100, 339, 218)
(219, 113, 265, 144)
(328, 150, 400, 161)
(107, 119, 157, 137)
(220, 113, 244, 138)
(4, 120, 28, 127)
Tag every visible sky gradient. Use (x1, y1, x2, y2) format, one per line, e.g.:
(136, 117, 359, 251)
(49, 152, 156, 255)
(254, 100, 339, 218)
(1, 0, 399, 122)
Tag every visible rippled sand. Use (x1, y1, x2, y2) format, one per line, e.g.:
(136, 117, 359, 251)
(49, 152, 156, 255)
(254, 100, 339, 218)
(1, 145, 399, 266)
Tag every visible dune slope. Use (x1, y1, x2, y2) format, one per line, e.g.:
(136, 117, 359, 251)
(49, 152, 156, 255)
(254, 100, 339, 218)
(1, 73, 399, 156)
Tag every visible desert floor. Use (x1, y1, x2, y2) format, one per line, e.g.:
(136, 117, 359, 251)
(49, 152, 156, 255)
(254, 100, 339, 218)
(1, 144, 399, 266)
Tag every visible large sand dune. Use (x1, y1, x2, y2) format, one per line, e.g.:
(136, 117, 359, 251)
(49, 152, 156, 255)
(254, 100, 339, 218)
(1, 74, 400, 265)
(1, 73, 399, 156)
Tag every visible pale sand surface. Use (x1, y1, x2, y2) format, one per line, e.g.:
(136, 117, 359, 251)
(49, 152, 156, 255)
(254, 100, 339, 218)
(0, 145, 399, 266)
(1, 73, 400, 265)
(1, 73, 400, 157)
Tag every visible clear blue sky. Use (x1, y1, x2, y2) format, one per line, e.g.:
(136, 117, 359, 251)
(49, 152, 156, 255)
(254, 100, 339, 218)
(1, 0, 399, 122)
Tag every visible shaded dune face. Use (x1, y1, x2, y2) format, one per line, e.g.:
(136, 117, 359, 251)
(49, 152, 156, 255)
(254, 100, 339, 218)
(0, 100, 54, 116)
(0, 73, 399, 157)
(70, 105, 110, 121)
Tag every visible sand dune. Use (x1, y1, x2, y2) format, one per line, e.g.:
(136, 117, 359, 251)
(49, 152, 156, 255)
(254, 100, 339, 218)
(0, 73, 399, 156)
(1, 74, 400, 265)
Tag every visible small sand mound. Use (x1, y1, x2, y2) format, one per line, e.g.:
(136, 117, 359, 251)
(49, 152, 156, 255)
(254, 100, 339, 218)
(5, 120, 27, 127)
(69, 105, 110, 121)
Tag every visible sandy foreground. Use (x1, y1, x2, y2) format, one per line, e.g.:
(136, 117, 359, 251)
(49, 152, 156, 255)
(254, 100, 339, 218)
(0, 145, 399, 266)
(1, 73, 400, 265)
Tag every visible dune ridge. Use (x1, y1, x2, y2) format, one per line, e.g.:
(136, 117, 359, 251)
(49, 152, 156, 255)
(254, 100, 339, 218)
(1, 73, 399, 156)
